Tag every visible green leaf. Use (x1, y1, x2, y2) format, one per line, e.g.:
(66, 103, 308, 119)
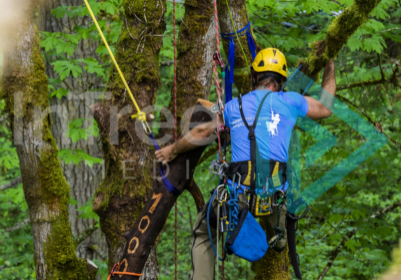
(84, 58, 106, 78)
(69, 197, 78, 206)
(66, 118, 99, 143)
(58, 149, 102, 167)
(52, 60, 83, 80)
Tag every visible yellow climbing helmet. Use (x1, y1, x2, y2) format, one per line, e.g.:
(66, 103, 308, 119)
(251, 48, 288, 78)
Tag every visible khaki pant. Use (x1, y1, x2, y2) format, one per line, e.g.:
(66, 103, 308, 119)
(190, 193, 287, 280)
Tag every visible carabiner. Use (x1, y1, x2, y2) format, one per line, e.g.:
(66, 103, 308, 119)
(235, 172, 241, 190)
(142, 120, 151, 135)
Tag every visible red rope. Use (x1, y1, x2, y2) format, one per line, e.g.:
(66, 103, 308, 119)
(173, 1, 178, 279)
(213, 62, 223, 161)
(213, 0, 220, 55)
(212, 2, 226, 278)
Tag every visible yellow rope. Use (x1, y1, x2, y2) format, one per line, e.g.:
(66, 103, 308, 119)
(83, 0, 146, 122)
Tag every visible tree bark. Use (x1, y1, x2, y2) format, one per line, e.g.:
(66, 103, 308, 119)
(217, 0, 260, 94)
(175, 0, 216, 112)
(38, 0, 107, 266)
(91, 100, 214, 279)
(301, 0, 383, 77)
(0, 1, 97, 279)
(90, 0, 166, 277)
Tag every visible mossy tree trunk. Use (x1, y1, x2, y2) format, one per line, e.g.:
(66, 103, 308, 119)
(301, 0, 383, 77)
(175, 0, 216, 114)
(91, 0, 217, 277)
(217, 0, 260, 95)
(39, 0, 107, 266)
(0, 1, 97, 279)
(90, 0, 165, 277)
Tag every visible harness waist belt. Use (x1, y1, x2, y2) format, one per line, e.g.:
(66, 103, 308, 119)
(227, 160, 287, 187)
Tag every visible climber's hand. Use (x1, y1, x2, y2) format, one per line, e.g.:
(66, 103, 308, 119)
(155, 144, 178, 165)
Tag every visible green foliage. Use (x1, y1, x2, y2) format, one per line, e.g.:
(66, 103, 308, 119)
(40, 0, 124, 95)
(1, 0, 400, 279)
(67, 118, 99, 143)
(58, 149, 102, 167)
(0, 113, 34, 280)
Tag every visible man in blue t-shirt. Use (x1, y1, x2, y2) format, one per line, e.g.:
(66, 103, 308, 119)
(156, 48, 336, 280)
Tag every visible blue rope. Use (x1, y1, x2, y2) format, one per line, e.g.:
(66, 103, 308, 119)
(228, 182, 239, 230)
(207, 183, 239, 261)
(221, 22, 257, 103)
(148, 133, 182, 196)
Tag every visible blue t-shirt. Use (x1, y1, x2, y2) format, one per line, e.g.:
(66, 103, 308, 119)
(223, 90, 309, 191)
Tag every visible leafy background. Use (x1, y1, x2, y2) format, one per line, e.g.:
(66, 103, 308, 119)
(0, 0, 400, 279)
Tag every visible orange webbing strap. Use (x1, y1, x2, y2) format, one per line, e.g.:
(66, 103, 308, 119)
(107, 263, 142, 280)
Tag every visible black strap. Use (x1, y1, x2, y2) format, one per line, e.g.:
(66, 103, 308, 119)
(238, 91, 272, 193)
(287, 215, 302, 279)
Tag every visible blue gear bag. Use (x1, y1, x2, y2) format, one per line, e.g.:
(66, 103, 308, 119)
(226, 208, 268, 262)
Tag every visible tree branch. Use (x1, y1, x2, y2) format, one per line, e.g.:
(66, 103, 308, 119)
(0, 177, 22, 192)
(317, 201, 401, 280)
(3, 218, 30, 233)
(0, 114, 9, 123)
(337, 64, 399, 91)
(197, 145, 219, 166)
(301, 0, 383, 77)
(73, 222, 99, 248)
(336, 94, 401, 150)
(88, 242, 107, 261)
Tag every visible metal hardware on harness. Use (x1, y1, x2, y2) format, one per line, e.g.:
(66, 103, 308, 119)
(231, 172, 241, 190)
(218, 190, 229, 233)
(210, 160, 229, 177)
(213, 52, 225, 68)
(272, 189, 285, 207)
(211, 103, 222, 114)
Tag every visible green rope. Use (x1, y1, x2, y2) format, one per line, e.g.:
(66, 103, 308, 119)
(271, 203, 285, 248)
(224, 0, 250, 70)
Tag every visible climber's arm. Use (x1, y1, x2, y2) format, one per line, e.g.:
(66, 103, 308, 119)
(155, 120, 216, 165)
(305, 59, 336, 120)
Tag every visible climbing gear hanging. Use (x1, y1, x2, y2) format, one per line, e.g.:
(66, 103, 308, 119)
(83, 0, 150, 133)
(107, 263, 142, 280)
(221, 21, 257, 103)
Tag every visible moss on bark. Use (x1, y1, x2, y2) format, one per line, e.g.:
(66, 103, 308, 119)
(0, 5, 94, 279)
(252, 246, 291, 280)
(301, 0, 383, 77)
(93, 0, 166, 269)
(174, 0, 215, 115)
(217, 0, 260, 94)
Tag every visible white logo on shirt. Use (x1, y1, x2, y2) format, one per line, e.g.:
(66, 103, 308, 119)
(267, 110, 280, 137)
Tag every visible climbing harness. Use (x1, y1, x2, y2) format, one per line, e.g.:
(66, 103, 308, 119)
(221, 21, 257, 103)
(206, 85, 309, 278)
(107, 263, 142, 280)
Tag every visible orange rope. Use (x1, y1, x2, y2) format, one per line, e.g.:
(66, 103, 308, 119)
(107, 263, 143, 280)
